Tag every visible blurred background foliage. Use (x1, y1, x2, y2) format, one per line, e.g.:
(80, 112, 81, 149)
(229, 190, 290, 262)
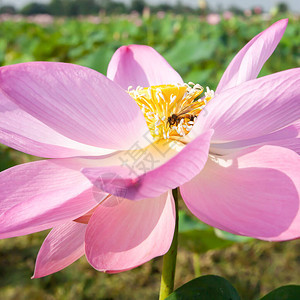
(0, 7, 299, 89)
(0, 1, 300, 299)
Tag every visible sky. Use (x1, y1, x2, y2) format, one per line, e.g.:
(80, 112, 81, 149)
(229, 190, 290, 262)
(1, 0, 300, 12)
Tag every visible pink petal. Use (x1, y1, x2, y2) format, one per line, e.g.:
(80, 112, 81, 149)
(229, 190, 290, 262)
(82, 130, 213, 200)
(85, 191, 175, 272)
(210, 120, 300, 155)
(32, 221, 86, 278)
(107, 45, 183, 89)
(73, 204, 101, 224)
(180, 145, 300, 241)
(216, 19, 288, 93)
(192, 69, 300, 142)
(0, 92, 115, 158)
(0, 62, 150, 150)
(0, 159, 107, 238)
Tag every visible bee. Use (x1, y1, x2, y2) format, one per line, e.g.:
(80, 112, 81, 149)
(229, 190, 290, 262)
(167, 113, 196, 127)
(167, 101, 199, 127)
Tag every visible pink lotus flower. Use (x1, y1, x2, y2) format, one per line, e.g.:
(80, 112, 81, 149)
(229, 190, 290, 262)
(206, 13, 221, 25)
(223, 11, 234, 20)
(0, 19, 299, 278)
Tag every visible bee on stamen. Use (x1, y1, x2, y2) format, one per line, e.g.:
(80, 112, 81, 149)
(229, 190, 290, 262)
(167, 113, 196, 127)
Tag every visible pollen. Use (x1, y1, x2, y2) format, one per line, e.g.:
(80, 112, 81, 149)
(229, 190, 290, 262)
(129, 83, 214, 141)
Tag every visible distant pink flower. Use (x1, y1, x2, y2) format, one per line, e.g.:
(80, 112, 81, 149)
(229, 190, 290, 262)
(0, 19, 299, 277)
(28, 14, 54, 25)
(223, 11, 234, 20)
(206, 13, 221, 25)
(157, 11, 165, 19)
(254, 6, 263, 14)
(244, 9, 252, 17)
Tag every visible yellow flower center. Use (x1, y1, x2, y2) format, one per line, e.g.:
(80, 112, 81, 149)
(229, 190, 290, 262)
(129, 83, 214, 141)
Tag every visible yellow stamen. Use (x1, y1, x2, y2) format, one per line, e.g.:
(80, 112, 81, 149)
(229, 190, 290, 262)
(129, 83, 214, 141)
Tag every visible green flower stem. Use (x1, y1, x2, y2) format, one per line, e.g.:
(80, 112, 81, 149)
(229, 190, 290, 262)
(159, 188, 179, 300)
(192, 252, 201, 277)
